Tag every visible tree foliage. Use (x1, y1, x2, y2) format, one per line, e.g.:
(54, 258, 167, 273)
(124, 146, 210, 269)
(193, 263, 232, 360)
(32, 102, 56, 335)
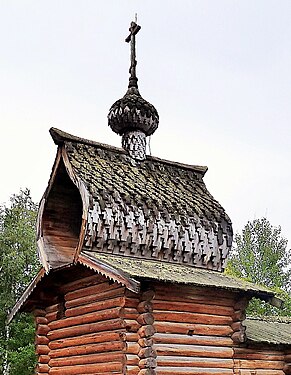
(0, 189, 40, 374)
(226, 217, 291, 316)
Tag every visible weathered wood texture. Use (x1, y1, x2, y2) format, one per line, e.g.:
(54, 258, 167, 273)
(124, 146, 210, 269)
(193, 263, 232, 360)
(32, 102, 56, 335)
(284, 349, 291, 375)
(152, 283, 236, 375)
(33, 274, 127, 374)
(41, 158, 83, 268)
(33, 274, 290, 375)
(124, 288, 157, 375)
(234, 347, 286, 374)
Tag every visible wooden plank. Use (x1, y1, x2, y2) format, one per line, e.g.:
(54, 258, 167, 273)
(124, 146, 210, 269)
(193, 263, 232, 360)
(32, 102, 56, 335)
(153, 344, 233, 358)
(154, 321, 233, 336)
(47, 318, 125, 340)
(157, 355, 233, 368)
(154, 311, 232, 325)
(49, 331, 124, 350)
(154, 333, 233, 347)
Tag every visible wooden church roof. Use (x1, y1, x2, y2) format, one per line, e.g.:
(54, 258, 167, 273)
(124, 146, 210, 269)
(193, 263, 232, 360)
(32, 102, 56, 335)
(244, 317, 291, 345)
(38, 127, 232, 273)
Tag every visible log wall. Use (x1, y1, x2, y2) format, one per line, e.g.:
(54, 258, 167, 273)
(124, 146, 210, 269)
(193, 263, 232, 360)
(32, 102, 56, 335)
(285, 349, 291, 375)
(152, 283, 236, 375)
(33, 274, 291, 375)
(233, 347, 285, 375)
(33, 274, 127, 375)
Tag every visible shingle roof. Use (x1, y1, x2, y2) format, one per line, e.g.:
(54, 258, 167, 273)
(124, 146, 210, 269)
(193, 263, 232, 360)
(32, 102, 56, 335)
(82, 251, 278, 304)
(49, 128, 233, 272)
(245, 317, 291, 345)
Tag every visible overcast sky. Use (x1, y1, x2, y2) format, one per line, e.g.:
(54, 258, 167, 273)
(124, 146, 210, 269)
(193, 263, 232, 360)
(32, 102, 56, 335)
(1, 0, 291, 245)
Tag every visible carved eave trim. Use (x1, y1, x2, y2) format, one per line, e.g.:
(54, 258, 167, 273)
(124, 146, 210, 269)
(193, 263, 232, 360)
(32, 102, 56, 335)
(7, 268, 46, 324)
(36, 145, 90, 271)
(78, 253, 140, 293)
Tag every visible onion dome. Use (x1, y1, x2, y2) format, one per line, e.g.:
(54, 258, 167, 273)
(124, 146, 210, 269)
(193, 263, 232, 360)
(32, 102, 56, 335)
(108, 86, 159, 137)
(108, 21, 159, 160)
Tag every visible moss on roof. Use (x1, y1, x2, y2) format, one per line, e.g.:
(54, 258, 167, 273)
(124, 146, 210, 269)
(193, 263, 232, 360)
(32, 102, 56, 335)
(83, 251, 276, 298)
(245, 317, 291, 345)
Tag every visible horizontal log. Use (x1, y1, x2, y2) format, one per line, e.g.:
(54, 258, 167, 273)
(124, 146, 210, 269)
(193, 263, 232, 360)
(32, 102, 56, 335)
(37, 324, 50, 336)
(154, 311, 232, 325)
(36, 363, 50, 373)
(49, 361, 124, 374)
(231, 331, 246, 344)
(154, 322, 233, 336)
(139, 346, 157, 359)
(157, 355, 233, 368)
(231, 321, 243, 332)
(137, 313, 154, 326)
(284, 364, 291, 375)
(234, 359, 284, 370)
(65, 296, 125, 317)
(126, 354, 140, 365)
(234, 348, 285, 356)
(138, 325, 156, 338)
(232, 309, 246, 322)
(155, 283, 235, 302)
(127, 342, 140, 355)
(156, 367, 233, 374)
(49, 340, 125, 358)
(122, 308, 139, 321)
(66, 287, 124, 309)
(124, 296, 139, 308)
(154, 344, 233, 358)
(138, 337, 154, 348)
(35, 335, 50, 346)
(139, 357, 157, 369)
(36, 345, 50, 355)
(46, 304, 59, 313)
(125, 332, 139, 342)
(234, 351, 284, 360)
(152, 300, 233, 316)
(65, 282, 122, 301)
(125, 319, 141, 332)
(154, 333, 233, 347)
(49, 330, 124, 350)
(48, 307, 121, 330)
(237, 371, 284, 375)
(47, 318, 125, 340)
(138, 301, 153, 313)
(46, 311, 58, 323)
(36, 316, 48, 325)
(49, 351, 125, 367)
(60, 274, 104, 293)
(126, 365, 140, 375)
(39, 355, 50, 364)
(138, 369, 156, 375)
(285, 354, 291, 362)
(141, 290, 155, 301)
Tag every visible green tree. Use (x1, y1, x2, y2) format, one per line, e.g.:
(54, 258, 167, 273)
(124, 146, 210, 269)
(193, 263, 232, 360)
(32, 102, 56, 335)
(0, 189, 40, 374)
(226, 217, 291, 316)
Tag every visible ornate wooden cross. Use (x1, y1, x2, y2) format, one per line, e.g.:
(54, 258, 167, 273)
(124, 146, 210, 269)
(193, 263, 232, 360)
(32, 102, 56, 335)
(125, 21, 141, 89)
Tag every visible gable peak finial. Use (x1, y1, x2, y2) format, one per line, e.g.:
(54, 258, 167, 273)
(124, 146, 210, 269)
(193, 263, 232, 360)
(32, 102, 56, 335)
(125, 18, 141, 90)
(108, 19, 159, 161)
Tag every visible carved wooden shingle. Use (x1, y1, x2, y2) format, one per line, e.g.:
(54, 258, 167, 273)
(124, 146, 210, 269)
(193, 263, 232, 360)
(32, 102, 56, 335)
(55, 129, 233, 272)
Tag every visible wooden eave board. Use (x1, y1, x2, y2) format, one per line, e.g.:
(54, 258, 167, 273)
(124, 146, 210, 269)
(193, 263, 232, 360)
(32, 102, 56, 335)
(82, 251, 276, 299)
(245, 318, 291, 345)
(7, 267, 46, 324)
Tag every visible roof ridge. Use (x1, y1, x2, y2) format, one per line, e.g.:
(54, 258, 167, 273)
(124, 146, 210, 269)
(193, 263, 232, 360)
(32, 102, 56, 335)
(49, 127, 208, 174)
